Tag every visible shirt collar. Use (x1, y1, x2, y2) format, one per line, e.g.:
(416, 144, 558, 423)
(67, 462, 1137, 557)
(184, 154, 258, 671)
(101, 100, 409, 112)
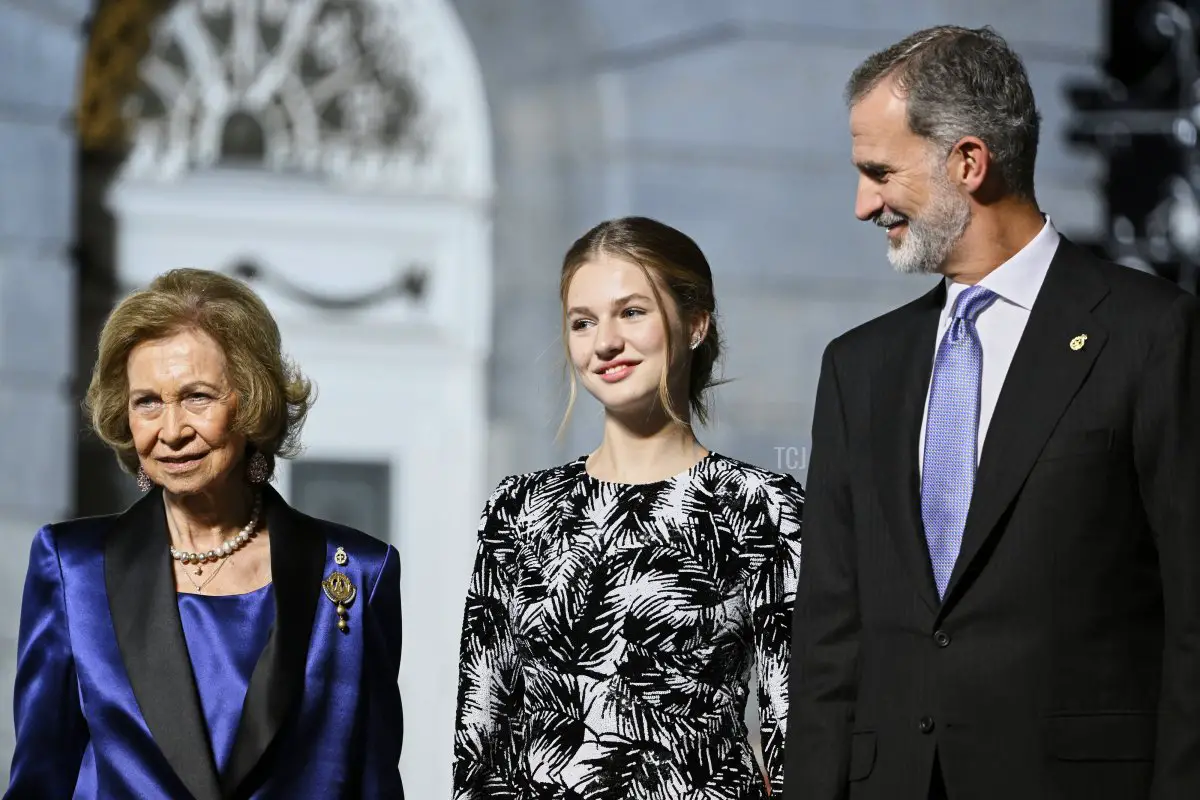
(943, 216, 1060, 316)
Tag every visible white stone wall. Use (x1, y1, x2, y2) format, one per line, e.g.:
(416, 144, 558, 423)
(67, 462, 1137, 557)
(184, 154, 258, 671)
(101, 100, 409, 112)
(453, 0, 1107, 484)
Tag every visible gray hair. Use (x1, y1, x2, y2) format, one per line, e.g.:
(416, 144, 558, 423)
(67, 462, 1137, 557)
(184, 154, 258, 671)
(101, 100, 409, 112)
(845, 25, 1041, 201)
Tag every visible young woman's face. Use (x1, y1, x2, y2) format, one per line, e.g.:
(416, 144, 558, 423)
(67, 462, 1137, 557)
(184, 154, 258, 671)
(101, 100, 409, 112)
(565, 255, 691, 417)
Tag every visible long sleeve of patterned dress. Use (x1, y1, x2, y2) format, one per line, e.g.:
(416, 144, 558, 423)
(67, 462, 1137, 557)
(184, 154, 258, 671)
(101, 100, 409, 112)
(453, 475, 527, 800)
(746, 474, 805, 796)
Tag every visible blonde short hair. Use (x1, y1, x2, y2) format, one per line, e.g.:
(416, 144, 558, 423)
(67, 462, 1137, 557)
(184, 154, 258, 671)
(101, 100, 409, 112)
(84, 268, 314, 476)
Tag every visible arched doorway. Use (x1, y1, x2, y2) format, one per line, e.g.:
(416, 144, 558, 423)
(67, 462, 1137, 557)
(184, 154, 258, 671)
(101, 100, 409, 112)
(76, 1, 493, 795)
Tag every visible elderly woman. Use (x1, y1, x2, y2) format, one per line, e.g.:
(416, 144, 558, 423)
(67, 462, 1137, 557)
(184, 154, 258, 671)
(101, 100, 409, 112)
(5, 269, 403, 800)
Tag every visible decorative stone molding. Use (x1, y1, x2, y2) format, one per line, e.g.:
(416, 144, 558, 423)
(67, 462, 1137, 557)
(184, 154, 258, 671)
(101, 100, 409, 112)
(226, 257, 429, 310)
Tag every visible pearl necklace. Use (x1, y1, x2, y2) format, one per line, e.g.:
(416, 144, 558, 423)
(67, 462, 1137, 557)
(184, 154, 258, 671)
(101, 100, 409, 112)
(170, 494, 262, 576)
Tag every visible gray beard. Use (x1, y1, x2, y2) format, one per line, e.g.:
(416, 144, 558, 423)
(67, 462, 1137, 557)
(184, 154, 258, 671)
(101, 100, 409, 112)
(881, 181, 971, 275)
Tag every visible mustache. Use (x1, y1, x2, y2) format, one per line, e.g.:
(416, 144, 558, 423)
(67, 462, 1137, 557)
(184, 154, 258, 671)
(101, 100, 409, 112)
(874, 211, 908, 228)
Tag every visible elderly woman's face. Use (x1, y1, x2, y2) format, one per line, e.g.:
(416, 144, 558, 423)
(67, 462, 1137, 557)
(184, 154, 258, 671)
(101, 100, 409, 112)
(127, 328, 247, 496)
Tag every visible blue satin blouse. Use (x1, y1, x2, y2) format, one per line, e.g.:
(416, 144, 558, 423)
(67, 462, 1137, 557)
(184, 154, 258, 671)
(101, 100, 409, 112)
(178, 584, 276, 776)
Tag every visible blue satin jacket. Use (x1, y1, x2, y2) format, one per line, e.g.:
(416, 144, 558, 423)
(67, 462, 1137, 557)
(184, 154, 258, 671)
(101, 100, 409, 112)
(4, 486, 404, 800)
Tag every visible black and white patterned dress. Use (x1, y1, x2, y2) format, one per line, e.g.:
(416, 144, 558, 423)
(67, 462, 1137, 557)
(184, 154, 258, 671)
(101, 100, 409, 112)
(452, 452, 804, 799)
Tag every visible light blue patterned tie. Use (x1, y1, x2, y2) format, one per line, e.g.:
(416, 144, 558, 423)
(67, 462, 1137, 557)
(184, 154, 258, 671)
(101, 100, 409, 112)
(921, 284, 997, 600)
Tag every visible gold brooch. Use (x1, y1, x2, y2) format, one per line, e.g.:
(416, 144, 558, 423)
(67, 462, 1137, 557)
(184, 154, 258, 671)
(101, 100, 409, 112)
(322, 571, 357, 633)
(1069, 333, 1088, 351)
(334, 546, 348, 566)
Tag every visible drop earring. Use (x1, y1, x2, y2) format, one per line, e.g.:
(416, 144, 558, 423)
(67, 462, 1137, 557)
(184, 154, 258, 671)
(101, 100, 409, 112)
(136, 466, 153, 493)
(246, 451, 269, 484)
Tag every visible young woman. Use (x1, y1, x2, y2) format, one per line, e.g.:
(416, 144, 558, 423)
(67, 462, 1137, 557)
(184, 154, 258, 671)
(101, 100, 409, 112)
(453, 217, 804, 799)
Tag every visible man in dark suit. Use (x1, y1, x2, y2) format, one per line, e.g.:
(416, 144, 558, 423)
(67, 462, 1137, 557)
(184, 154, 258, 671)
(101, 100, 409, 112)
(784, 24, 1200, 800)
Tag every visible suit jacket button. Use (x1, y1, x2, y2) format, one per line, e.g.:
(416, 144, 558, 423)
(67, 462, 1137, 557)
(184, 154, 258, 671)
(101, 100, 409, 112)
(934, 630, 951, 648)
(919, 716, 935, 734)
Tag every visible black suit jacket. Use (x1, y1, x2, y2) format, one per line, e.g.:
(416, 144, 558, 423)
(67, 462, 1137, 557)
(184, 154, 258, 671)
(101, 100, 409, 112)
(784, 239, 1200, 800)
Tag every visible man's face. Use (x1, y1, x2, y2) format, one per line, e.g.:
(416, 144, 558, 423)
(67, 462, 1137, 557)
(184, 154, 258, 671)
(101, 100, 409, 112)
(849, 77, 971, 274)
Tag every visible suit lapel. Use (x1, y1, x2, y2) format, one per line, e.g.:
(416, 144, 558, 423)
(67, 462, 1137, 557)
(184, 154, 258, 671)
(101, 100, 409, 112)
(942, 241, 1110, 604)
(222, 484, 326, 797)
(871, 281, 945, 613)
(105, 489, 223, 800)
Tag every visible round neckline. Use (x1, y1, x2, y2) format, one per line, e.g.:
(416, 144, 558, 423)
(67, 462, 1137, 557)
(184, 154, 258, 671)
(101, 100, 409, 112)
(177, 581, 274, 600)
(577, 450, 719, 488)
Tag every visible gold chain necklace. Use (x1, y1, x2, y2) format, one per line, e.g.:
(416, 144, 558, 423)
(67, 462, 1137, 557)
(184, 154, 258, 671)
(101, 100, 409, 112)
(177, 552, 233, 594)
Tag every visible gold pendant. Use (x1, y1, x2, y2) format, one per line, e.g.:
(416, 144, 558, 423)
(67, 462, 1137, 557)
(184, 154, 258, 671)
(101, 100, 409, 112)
(322, 571, 357, 633)
(194, 564, 204, 575)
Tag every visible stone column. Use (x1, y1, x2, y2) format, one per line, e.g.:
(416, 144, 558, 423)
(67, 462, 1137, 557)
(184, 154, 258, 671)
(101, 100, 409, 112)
(0, 0, 89, 780)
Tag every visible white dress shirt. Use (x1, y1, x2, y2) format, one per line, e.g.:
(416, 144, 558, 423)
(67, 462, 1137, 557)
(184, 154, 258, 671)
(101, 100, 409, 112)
(917, 217, 1061, 476)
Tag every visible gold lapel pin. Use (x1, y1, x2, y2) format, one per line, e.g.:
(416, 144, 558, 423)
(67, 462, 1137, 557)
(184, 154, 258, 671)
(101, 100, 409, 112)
(334, 546, 348, 566)
(322, 571, 357, 633)
(1069, 333, 1088, 351)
